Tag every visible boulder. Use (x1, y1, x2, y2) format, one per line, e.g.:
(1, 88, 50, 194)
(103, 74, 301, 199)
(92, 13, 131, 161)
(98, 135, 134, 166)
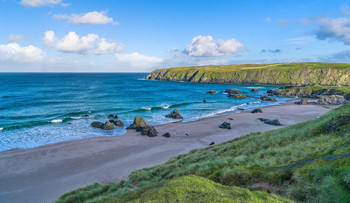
(258, 118, 281, 126)
(318, 95, 346, 105)
(114, 120, 124, 127)
(251, 108, 263, 113)
(127, 116, 147, 129)
(113, 115, 119, 120)
(91, 121, 103, 128)
(82, 115, 89, 118)
(345, 94, 350, 101)
(225, 88, 247, 95)
(250, 88, 259, 92)
(203, 99, 206, 102)
(228, 94, 246, 99)
(102, 121, 114, 130)
(165, 108, 183, 119)
(162, 132, 171, 138)
(206, 90, 216, 94)
(107, 114, 114, 119)
(260, 95, 277, 102)
(140, 125, 158, 137)
(295, 99, 308, 105)
(209, 142, 215, 146)
(219, 122, 231, 129)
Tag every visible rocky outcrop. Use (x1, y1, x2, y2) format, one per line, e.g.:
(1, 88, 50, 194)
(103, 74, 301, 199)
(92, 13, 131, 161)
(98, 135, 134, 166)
(295, 99, 308, 105)
(260, 95, 277, 102)
(110, 119, 124, 127)
(140, 125, 158, 137)
(251, 88, 259, 92)
(206, 90, 216, 94)
(145, 63, 350, 86)
(267, 87, 348, 99)
(225, 88, 246, 95)
(166, 109, 183, 119)
(258, 118, 281, 126)
(102, 121, 114, 130)
(228, 94, 246, 99)
(219, 122, 231, 129)
(127, 116, 147, 129)
(91, 121, 103, 128)
(251, 109, 263, 113)
(318, 95, 346, 105)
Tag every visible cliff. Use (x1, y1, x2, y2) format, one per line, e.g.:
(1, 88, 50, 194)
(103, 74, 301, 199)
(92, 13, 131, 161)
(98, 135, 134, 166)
(145, 62, 350, 86)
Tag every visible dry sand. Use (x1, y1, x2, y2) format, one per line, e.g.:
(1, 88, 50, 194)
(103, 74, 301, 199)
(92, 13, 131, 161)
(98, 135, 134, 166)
(0, 101, 335, 203)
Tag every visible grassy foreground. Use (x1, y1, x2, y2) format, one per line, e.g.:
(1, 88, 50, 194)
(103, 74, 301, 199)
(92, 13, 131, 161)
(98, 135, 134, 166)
(145, 62, 350, 86)
(57, 104, 350, 203)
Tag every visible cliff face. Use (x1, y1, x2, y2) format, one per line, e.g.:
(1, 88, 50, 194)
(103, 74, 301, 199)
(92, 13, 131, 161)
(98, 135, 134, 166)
(145, 63, 350, 86)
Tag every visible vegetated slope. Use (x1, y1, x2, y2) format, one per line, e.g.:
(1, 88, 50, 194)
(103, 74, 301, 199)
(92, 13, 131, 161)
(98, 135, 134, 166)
(145, 62, 350, 86)
(57, 104, 350, 203)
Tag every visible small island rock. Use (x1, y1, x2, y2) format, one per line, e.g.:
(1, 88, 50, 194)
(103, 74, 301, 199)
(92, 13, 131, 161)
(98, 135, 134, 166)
(260, 95, 277, 102)
(102, 121, 115, 130)
(166, 108, 183, 119)
(127, 116, 147, 129)
(91, 121, 103, 128)
(206, 90, 216, 94)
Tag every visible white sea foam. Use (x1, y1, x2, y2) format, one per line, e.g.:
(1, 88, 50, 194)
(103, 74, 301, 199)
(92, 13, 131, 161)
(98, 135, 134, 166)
(143, 107, 152, 111)
(161, 105, 170, 109)
(50, 119, 62, 123)
(0, 128, 3, 131)
(71, 117, 81, 119)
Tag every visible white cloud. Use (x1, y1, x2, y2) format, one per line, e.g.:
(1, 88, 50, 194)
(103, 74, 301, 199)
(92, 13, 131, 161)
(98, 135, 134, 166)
(53, 11, 117, 25)
(314, 17, 350, 45)
(20, 0, 66, 7)
(183, 35, 244, 57)
(44, 31, 123, 55)
(0, 43, 46, 62)
(7, 35, 28, 43)
(115, 52, 164, 69)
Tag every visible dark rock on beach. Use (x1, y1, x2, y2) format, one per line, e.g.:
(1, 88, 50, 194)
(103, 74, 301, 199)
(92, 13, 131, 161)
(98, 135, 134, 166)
(260, 95, 277, 102)
(251, 108, 263, 113)
(206, 90, 216, 94)
(141, 125, 158, 137)
(209, 142, 215, 146)
(127, 116, 147, 129)
(258, 118, 281, 126)
(250, 88, 259, 92)
(162, 132, 171, 138)
(102, 121, 115, 130)
(91, 121, 103, 128)
(295, 99, 308, 105)
(225, 88, 247, 95)
(219, 122, 231, 129)
(166, 108, 183, 119)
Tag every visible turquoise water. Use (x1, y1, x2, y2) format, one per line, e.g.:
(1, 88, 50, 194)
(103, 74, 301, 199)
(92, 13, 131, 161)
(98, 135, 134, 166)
(0, 73, 286, 151)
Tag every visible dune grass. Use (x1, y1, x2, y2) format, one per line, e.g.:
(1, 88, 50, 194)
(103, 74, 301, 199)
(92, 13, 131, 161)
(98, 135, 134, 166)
(57, 103, 350, 203)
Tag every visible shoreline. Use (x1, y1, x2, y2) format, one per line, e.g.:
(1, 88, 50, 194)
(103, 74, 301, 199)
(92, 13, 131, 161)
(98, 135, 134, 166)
(0, 100, 337, 203)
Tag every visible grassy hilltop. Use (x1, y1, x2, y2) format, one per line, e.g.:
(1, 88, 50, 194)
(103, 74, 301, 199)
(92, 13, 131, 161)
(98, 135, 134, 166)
(145, 62, 350, 86)
(57, 104, 350, 203)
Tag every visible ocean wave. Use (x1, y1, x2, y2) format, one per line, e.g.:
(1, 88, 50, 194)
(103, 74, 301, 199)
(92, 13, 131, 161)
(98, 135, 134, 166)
(131, 102, 198, 113)
(161, 105, 171, 109)
(0, 128, 3, 131)
(143, 107, 152, 111)
(50, 119, 63, 123)
(70, 117, 81, 119)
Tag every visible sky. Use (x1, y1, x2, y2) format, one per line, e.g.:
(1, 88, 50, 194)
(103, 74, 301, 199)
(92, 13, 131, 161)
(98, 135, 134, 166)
(1, 0, 350, 72)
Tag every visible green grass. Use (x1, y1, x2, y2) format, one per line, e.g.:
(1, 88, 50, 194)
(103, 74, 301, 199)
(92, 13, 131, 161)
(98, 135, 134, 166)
(146, 62, 350, 86)
(280, 85, 350, 96)
(57, 104, 350, 203)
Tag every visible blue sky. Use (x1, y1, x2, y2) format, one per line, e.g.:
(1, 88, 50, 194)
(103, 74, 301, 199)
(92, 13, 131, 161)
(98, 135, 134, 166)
(0, 0, 350, 72)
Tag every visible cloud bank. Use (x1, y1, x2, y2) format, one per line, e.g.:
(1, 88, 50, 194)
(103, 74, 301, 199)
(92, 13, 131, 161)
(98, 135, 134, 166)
(53, 11, 117, 25)
(0, 43, 46, 62)
(20, 0, 66, 7)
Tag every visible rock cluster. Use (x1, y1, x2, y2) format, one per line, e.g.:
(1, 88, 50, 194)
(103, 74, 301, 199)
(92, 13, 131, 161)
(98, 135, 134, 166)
(228, 94, 246, 99)
(295, 99, 308, 105)
(166, 109, 183, 119)
(250, 88, 259, 92)
(127, 116, 158, 137)
(91, 114, 124, 130)
(258, 118, 281, 126)
(260, 95, 277, 102)
(162, 132, 171, 138)
(219, 122, 231, 129)
(318, 95, 346, 105)
(206, 90, 216, 94)
(225, 88, 247, 95)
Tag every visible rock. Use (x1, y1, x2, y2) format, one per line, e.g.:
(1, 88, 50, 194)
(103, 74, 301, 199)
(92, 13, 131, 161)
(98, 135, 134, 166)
(345, 94, 350, 101)
(225, 88, 247, 95)
(127, 116, 147, 129)
(91, 121, 103, 128)
(219, 122, 231, 129)
(107, 114, 114, 119)
(140, 125, 158, 137)
(206, 90, 216, 94)
(209, 142, 215, 146)
(318, 95, 346, 105)
(258, 118, 281, 126)
(237, 108, 245, 110)
(295, 99, 308, 105)
(260, 95, 277, 102)
(203, 99, 206, 102)
(185, 133, 189, 136)
(162, 132, 171, 138)
(102, 121, 114, 130)
(250, 88, 259, 92)
(67, 122, 72, 125)
(82, 115, 89, 118)
(113, 120, 124, 127)
(251, 108, 263, 113)
(322, 89, 344, 96)
(165, 108, 183, 119)
(228, 118, 233, 120)
(246, 95, 258, 99)
(228, 94, 247, 99)
(113, 115, 119, 120)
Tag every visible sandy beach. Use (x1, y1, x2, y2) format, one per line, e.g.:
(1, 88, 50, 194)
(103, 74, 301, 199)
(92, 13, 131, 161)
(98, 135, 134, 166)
(0, 101, 335, 203)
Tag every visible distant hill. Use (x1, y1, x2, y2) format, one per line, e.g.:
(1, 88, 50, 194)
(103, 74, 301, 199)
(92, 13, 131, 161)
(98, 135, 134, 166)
(145, 62, 350, 86)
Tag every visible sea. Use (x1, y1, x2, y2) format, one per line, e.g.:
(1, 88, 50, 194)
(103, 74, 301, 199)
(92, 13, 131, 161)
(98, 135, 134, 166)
(0, 73, 288, 152)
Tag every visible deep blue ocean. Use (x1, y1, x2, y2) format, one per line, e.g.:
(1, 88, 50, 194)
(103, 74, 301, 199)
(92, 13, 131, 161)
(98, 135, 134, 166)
(0, 73, 287, 152)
